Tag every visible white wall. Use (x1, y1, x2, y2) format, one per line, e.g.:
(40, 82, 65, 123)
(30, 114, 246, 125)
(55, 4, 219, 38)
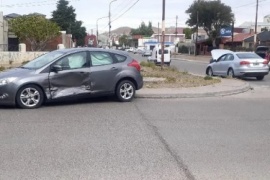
(0, 52, 47, 67)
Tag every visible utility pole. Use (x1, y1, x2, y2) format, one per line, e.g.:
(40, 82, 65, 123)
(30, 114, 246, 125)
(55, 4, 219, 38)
(195, 10, 199, 56)
(254, 0, 259, 50)
(96, 16, 108, 48)
(109, 0, 117, 49)
(231, 18, 234, 51)
(175, 15, 178, 54)
(161, 0, 165, 70)
(158, 22, 160, 42)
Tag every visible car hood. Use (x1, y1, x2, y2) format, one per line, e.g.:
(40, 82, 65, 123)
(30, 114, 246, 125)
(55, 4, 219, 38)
(0, 67, 36, 79)
(211, 49, 233, 60)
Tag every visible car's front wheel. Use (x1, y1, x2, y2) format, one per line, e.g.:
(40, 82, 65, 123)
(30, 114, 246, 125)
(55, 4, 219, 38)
(256, 76, 264, 80)
(116, 80, 135, 102)
(16, 84, 44, 109)
(207, 67, 213, 76)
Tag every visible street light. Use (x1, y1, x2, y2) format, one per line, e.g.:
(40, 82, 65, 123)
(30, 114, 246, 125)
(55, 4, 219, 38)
(109, 0, 117, 48)
(96, 16, 108, 47)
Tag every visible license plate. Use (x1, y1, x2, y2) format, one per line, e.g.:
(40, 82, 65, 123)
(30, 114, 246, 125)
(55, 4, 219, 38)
(253, 63, 259, 65)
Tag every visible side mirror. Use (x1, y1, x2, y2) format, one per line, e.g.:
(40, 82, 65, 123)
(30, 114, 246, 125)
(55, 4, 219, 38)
(51, 65, 62, 72)
(210, 59, 216, 64)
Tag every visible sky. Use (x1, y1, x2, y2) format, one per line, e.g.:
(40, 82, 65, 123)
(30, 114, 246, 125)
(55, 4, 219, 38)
(1, 0, 270, 34)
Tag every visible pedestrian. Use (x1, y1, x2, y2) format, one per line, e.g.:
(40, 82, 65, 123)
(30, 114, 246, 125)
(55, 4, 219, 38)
(265, 50, 270, 63)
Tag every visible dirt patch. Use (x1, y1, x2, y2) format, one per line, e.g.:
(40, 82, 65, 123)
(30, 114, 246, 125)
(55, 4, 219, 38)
(140, 61, 220, 88)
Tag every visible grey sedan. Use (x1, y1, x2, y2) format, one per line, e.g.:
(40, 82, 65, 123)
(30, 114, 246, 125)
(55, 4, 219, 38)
(206, 49, 269, 80)
(0, 48, 143, 109)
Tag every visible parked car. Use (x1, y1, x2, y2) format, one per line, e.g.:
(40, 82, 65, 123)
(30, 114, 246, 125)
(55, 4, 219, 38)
(0, 48, 143, 109)
(148, 47, 171, 66)
(142, 49, 152, 57)
(134, 48, 145, 54)
(206, 49, 269, 80)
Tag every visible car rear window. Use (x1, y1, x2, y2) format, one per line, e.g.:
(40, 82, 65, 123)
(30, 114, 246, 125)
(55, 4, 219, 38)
(236, 53, 262, 59)
(158, 49, 169, 54)
(114, 54, 127, 62)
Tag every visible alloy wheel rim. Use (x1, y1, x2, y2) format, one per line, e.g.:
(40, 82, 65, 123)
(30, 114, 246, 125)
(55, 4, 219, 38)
(228, 70, 233, 78)
(120, 83, 134, 100)
(208, 68, 213, 76)
(20, 88, 40, 107)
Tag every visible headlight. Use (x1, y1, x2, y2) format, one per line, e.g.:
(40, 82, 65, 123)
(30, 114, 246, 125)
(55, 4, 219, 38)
(0, 77, 17, 86)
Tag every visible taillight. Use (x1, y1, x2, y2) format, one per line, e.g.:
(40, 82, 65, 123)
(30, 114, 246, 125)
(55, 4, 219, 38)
(128, 60, 141, 71)
(263, 60, 269, 64)
(240, 61, 250, 66)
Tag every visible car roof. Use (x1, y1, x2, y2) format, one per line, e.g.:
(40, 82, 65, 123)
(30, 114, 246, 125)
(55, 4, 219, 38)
(55, 47, 129, 56)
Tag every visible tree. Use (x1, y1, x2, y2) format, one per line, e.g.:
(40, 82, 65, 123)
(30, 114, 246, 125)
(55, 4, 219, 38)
(261, 27, 269, 32)
(186, 0, 234, 47)
(51, 0, 86, 46)
(119, 35, 130, 47)
(9, 15, 60, 51)
(183, 28, 192, 39)
(130, 21, 154, 36)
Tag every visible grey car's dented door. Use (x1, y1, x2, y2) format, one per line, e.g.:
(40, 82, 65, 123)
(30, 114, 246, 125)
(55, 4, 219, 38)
(89, 51, 121, 93)
(49, 51, 92, 99)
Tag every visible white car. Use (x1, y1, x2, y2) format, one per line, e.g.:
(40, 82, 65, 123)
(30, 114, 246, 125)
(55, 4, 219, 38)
(206, 49, 269, 80)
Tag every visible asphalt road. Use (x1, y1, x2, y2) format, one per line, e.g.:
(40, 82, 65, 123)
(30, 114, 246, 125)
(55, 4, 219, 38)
(131, 53, 270, 87)
(1, 53, 270, 179)
(1, 92, 270, 179)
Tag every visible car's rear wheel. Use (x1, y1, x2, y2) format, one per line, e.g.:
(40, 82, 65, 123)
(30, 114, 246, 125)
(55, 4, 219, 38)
(256, 76, 264, 80)
(116, 80, 135, 102)
(227, 68, 235, 78)
(16, 84, 44, 109)
(207, 67, 213, 76)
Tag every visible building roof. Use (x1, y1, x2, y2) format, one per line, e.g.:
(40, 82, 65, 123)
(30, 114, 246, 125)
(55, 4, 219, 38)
(239, 21, 270, 27)
(223, 33, 254, 43)
(244, 31, 270, 42)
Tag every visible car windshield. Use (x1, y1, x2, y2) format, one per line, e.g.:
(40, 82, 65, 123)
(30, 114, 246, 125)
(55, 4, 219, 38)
(22, 51, 65, 69)
(236, 53, 262, 59)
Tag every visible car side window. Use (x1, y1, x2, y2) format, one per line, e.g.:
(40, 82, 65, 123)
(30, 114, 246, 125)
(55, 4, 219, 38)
(90, 51, 114, 66)
(225, 54, 234, 61)
(55, 52, 88, 70)
(114, 54, 127, 63)
(218, 55, 227, 62)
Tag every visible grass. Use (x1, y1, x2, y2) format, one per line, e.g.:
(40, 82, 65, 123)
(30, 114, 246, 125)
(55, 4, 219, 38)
(0, 66, 5, 71)
(140, 61, 220, 88)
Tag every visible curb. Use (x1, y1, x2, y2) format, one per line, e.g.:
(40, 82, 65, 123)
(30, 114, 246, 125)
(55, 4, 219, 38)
(135, 82, 251, 99)
(171, 57, 209, 64)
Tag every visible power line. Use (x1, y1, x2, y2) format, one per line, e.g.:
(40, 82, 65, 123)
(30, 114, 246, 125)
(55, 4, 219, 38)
(99, 0, 139, 32)
(111, 0, 139, 23)
(233, 0, 267, 9)
(0, 0, 79, 8)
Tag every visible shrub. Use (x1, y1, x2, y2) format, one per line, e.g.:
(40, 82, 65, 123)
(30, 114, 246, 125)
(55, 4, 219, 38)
(0, 66, 5, 71)
(204, 76, 213, 80)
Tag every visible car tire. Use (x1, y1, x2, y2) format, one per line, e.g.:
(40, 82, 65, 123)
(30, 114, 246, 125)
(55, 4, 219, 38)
(16, 84, 44, 109)
(115, 80, 135, 102)
(207, 67, 214, 76)
(227, 68, 235, 78)
(256, 76, 264, 80)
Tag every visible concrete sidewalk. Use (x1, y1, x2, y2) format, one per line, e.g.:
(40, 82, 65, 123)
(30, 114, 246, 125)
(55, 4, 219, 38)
(136, 78, 251, 98)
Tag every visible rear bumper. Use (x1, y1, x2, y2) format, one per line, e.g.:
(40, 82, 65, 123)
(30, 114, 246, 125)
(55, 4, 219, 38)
(235, 68, 269, 77)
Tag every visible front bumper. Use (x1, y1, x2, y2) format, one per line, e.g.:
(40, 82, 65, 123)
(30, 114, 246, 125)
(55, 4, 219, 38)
(0, 84, 17, 106)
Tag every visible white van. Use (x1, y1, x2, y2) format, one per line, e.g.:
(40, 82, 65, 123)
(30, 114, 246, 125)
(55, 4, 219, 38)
(148, 46, 171, 66)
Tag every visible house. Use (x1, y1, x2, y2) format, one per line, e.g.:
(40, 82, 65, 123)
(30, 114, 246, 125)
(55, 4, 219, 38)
(3, 12, 74, 51)
(243, 31, 270, 48)
(239, 14, 270, 33)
